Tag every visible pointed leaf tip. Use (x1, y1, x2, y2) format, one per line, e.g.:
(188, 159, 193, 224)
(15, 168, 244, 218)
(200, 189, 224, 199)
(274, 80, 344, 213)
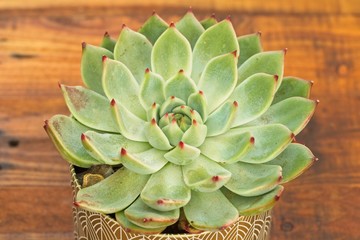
(110, 99, 116, 106)
(257, 31, 262, 36)
(274, 75, 279, 82)
(310, 80, 314, 86)
(102, 55, 108, 62)
(121, 148, 127, 156)
(122, 23, 127, 29)
(171, 96, 175, 99)
(151, 118, 157, 125)
(81, 133, 86, 141)
(179, 69, 184, 73)
(57, 82, 61, 89)
(179, 141, 185, 149)
(316, 99, 320, 104)
(275, 187, 284, 201)
(283, 48, 288, 55)
(199, 90, 204, 95)
(226, 15, 232, 21)
(73, 201, 80, 207)
(192, 119, 197, 125)
(81, 42, 86, 49)
(211, 13, 216, 19)
(231, 50, 237, 57)
(104, 31, 110, 37)
(291, 133, 295, 139)
(233, 101, 238, 107)
(278, 175, 283, 182)
(169, 22, 175, 28)
(250, 136, 255, 144)
(152, 10, 156, 15)
(212, 175, 220, 182)
(188, 6, 193, 12)
(145, 68, 150, 73)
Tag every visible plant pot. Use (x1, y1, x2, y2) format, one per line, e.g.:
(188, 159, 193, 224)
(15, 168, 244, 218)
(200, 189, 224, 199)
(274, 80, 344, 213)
(70, 165, 272, 240)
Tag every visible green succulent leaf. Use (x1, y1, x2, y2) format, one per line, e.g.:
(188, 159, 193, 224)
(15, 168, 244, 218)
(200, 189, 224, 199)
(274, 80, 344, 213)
(44, 115, 99, 167)
(246, 97, 317, 135)
(164, 71, 197, 102)
(222, 185, 284, 215)
(181, 119, 207, 147)
(229, 73, 277, 128)
(176, 11, 205, 48)
(205, 101, 238, 137)
(115, 211, 166, 234)
(187, 91, 208, 121)
(272, 76, 312, 105)
(192, 19, 239, 83)
(81, 43, 114, 95)
(120, 148, 168, 175)
(76, 167, 149, 214)
(164, 142, 200, 165)
(267, 143, 316, 183)
(139, 13, 168, 45)
(237, 50, 284, 87)
(200, 15, 218, 29)
(114, 26, 152, 84)
(125, 197, 180, 229)
(141, 163, 191, 211)
(102, 58, 146, 119)
(223, 162, 282, 197)
(172, 106, 203, 124)
(237, 33, 262, 67)
(198, 52, 238, 113)
(60, 85, 118, 132)
(151, 26, 192, 80)
(144, 120, 173, 150)
(161, 120, 184, 146)
(100, 32, 116, 52)
(140, 70, 166, 109)
(229, 124, 293, 163)
(200, 131, 253, 163)
(159, 96, 186, 116)
(183, 190, 239, 231)
(183, 155, 231, 192)
(110, 100, 147, 142)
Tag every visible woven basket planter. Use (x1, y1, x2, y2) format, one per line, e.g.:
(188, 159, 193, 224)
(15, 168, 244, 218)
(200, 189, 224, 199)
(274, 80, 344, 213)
(70, 165, 272, 240)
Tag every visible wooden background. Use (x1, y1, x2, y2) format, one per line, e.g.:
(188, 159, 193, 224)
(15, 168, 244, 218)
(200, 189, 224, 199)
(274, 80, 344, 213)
(1, 0, 360, 239)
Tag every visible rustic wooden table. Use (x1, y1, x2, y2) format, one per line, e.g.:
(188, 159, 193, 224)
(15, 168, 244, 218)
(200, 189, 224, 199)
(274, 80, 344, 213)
(1, 0, 359, 239)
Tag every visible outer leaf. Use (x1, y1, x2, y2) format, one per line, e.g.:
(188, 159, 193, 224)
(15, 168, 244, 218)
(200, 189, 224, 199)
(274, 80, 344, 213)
(229, 73, 277, 128)
(200, 132, 253, 163)
(100, 32, 116, 52)
(200, 15, 218, 29)
(237, 50, 284, 88)
(76, 167, 149, 214)
(115, 211, 166, 234)
(81, 43, 114, 95)
(114, 26, 152, 84)
(125, 197, 179, 229)
(181, 119, 207, 147)
(222, 185, 284, 215)
(120, 148, 168, 174)
(102, 58, 146, 119)
(272, 76, 312, 104)
(246, 97, 318, 135)
(151, 26, 192, 80)
(237, 33, 262, 67)
(161, 119, 184, 146)
(229, 124, 293, 163)
(192, 20, 239, 83)
(141, 163, 191, 211)
(183, 190, 239, 231)
(267, 143, 316, 183)
(139, 13, 168, 45)
(223, 162, 282, 197)
(144, 120, 173, 150)
(44, 115, 99, 167)
(164, 71, 197, 102)
(205, 101, 238, 137)
(140, 70, 165, 109)
(176, 11, 205, 48)
(164, 142, 200, 165)
(60, 85, 117, 132)
(182, 155, 231, 192)
(187, 91, 208, 121)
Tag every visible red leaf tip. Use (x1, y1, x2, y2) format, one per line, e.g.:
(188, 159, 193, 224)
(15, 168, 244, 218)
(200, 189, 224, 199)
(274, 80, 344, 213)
(233, 101, 238, 107)
(275, 195, 281, 201)
(151, 118, 157, 125)
(283, 48, 288, 55)
(102, 55, 108, 62)
(257, 31, 262, 37)
(211, 13, 216, 19)
(110, 99, 116, 106)
(310, 80, 314, 86)
(121, 148, 127, 156)
(231, 50, 237, 57)
(274, 75, 279, 82)
(171, 118, 177, 124)
(157, 199, 164, 205)
(179, 69, 184, 73)
(313, 157, 319, 162)
(57, 82, 62, 89)
(315, 99, 320, 104)
(192, 119, 197, 125)
(169, 22, 175, 28)
(290, 133, 295, 139)
(122, 23, 127, 29)
(179, 141, 185, 149)
(171, 96, 175, 100)
(81, 133, 86, 141)
(164, 113, 169, 117)
(278, 175, 283, 182)
(73, 202, 80, 207)
(152, 10, 156, 15)
(152, 102, 157, 109)
(250, 137, 255, 144)
(181, 105, 185, 109)
(212, 175, 220, 182)
(226, 15, 232, 22)
(145, 68, 150, 73)
(188, 6, 193, 13)
(199, 90, 204, 95)
(104, 31, 110, 37)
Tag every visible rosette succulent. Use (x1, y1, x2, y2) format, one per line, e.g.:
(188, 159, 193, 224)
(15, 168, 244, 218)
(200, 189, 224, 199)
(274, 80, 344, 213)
(44, 10, 318, 234)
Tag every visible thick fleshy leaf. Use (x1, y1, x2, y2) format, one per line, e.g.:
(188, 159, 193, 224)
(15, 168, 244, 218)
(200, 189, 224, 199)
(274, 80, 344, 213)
(76, 167, 149, 214)
(205, 101, 238, 137)
(267, 143, 316, 183)
(159, 96, 186, 116)
(81, 43, 114, 95)
(140, 70, 165, 109)
(151, 25, 192, 80)
(164, 71, 197, 102)
(100, 32, 116, 52)
(164, 142, 200, 165)
(183, 155, 231, 192)
(246, 97, 318, 135)
(197, 52, 238, 113)
(183, 190, 239, 231)
(144, 120, 173, 150)
(125, 197, 179, 229)
(237, 50, 285, 87)
(115, 211, 166, 234)
(141, 163, 191, 211)
(176, 11, 205, 48)
(44, 115, 99, 167)
(222, 185, 284, 215)
(114, 26, 152, 84)
(81, 131, 151, 165)
(138, 13, 168, 45)
(200, 15, 218, 29)
(192, 20, 239, 83)
(60, 85, 117, 132)
(237, 33, 262, 67)
(181, 119, 207, 147)
(102, 58, 146, 119)
(120, 148, 168, 174)
(229, 124, 293, 163)
(146, 103, 160, 122)
(178, 209, 204, 234)
(272, 76, 312, 105)
(161, 119, 184, 146)
(200, 131, 253, 163)
(187, 91, 208, 121)
(110, 100, 147, 142)
(229, 73, 277, 128)
(159, 113, 170, 129)
(223, 162, 282, 197)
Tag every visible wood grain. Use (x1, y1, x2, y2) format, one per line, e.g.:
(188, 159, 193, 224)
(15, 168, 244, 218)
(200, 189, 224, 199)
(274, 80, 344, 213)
(1, 0, 360, 239)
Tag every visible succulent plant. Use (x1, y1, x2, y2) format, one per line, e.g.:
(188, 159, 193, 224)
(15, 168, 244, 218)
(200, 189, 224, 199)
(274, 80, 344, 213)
(44, 10, 318, 234)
